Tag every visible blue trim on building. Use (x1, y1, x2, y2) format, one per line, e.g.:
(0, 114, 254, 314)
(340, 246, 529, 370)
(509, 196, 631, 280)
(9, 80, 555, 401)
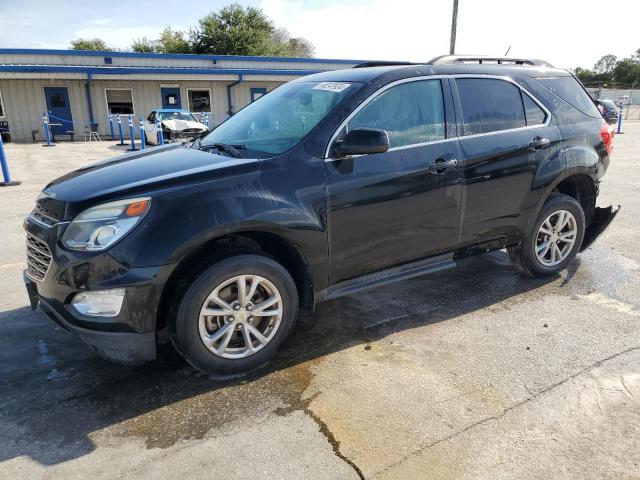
(0, 48, 370, 65)
(0, 65, 321, 76)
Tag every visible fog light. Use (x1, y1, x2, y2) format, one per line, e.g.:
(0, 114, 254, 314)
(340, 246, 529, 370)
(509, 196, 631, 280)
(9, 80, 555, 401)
(71, 289, 125, 317)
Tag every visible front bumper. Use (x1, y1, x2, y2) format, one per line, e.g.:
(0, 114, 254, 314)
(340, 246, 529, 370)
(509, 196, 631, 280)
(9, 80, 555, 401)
(23, 215, 176, 363)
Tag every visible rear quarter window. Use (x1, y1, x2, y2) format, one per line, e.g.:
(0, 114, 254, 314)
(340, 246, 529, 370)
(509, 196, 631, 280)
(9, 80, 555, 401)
(536, 77, 601, 118)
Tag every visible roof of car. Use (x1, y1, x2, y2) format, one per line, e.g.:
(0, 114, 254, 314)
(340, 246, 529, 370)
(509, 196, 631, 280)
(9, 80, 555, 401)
(155, 109, 191, 113)
(293, 62, 571, 85)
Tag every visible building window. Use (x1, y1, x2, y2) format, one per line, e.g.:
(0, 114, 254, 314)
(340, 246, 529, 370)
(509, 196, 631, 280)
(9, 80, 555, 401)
(0, 89, 5, 118)
(105, 89, 134, 115)
(187, 89, 211, 112)
(250, 87, 267, 102)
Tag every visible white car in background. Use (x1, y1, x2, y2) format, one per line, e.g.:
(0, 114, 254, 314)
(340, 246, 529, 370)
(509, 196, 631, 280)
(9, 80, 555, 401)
(144, 109, 209, 144)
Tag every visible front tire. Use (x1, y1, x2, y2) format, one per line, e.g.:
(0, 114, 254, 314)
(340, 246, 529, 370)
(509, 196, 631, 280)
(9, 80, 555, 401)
(509, 193, 585, 277)
(173, 255, 299, 376)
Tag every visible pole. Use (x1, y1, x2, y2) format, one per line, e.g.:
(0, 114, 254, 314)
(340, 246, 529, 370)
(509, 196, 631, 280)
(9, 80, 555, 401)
(155, 117, 164, 145)
(108, 113, 115, 141)
(127, 115, 137, 151)
(616, 104, 623, 134)
(117, 114, 125, 145)
(204, 113, 209, 128)
(139, 117, 146, 150)
(0, 130, 20, 186)
(449, 0, 459, 55)
(42, 112, 55, 147)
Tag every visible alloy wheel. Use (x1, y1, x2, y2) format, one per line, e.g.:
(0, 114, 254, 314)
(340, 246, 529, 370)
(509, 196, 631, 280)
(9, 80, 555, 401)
(534, 209, 578, 267)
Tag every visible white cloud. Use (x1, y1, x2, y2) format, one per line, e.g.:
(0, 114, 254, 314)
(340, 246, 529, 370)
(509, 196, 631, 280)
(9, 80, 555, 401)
(90, 18, 113, 25)
(261, 0, 640, 68)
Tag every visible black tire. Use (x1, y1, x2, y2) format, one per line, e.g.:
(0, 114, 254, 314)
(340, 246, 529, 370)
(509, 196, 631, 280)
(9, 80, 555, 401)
(172, 255, 298, 376)
(509, 193, 585, 277)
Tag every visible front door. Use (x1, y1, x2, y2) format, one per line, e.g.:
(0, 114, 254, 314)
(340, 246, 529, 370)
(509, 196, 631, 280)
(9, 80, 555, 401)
(44, 87, 73, 136)
(325, 79, 462, 285)
(161, 87, 181, 109)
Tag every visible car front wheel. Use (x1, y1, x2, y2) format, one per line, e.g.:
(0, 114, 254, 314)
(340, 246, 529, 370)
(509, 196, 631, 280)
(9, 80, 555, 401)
(173, 255, 299, 376)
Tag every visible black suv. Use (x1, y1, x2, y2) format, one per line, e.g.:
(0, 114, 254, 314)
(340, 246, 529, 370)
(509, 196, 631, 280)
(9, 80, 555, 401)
(24, 56, 619, 375)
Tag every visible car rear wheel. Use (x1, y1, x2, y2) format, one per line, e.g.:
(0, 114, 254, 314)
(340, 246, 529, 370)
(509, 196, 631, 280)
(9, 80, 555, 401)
(509, 193, 585, 277)
(173, 255, 298, 376)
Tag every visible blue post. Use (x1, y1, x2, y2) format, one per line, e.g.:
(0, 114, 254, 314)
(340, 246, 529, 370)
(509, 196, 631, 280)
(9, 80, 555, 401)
(139, 117, 145, 150)
(42, 112, 54, 147)
(117, 114, 125, 145)
(204, 113, 210, 128)
(108, 113, 115, 141)
(127, 115, 137, 151)
(0, 130, 17, 186)
(616, 104, 623, 134)
(156, 117, 164, 145)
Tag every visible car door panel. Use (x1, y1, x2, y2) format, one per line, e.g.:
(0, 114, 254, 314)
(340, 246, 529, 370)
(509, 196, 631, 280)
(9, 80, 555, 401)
(325, 78, 462, 285)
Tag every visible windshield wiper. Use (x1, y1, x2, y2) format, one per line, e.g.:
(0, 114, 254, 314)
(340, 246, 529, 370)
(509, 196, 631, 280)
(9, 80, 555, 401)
(199, 143, 246, 159)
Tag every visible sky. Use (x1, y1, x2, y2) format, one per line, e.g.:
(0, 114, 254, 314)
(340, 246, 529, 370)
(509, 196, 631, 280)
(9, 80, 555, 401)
(0, 0, 638, 69)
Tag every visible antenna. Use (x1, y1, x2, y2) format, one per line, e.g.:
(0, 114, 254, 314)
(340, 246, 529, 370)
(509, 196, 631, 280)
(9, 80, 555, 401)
(504, 45, 512, 56)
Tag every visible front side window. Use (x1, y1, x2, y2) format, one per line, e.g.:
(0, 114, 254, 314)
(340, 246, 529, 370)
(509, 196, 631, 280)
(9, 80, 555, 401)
(347, 80, 445, 148)
(188, 89, 211, 113)
(457, 78, 526, 135)
(106, 89, 134, 115)
(0, 89, 4, 118)
(202, 81, 361, 158)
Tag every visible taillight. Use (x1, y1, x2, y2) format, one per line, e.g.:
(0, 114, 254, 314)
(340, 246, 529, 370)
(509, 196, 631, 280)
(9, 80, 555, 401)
(600, 123, 614, 156)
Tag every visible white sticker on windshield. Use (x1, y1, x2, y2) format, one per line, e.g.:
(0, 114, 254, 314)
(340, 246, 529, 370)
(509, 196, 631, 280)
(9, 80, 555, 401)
(313, 82, 351, 93)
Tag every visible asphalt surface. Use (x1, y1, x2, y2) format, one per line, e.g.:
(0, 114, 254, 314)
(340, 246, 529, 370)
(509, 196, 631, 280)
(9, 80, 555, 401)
(1, 125, 639, 479)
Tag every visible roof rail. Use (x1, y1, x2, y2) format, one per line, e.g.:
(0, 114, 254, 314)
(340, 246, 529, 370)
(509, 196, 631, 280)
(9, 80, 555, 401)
(427, 55, 554, 68)
(353, 61, 418, 68)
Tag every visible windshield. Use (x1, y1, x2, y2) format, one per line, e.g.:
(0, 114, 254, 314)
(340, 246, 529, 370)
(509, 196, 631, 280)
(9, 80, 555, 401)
(158, 111, 197, 122)
(201, 81, 361, 158)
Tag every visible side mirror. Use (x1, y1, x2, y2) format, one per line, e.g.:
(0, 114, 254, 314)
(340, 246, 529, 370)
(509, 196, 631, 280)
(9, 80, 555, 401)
(334, 128, 390, 157)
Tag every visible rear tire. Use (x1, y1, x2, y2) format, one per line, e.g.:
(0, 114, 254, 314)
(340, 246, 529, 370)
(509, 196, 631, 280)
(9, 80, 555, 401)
(509, 193, 585, 277)
(173, 255, 298, 376)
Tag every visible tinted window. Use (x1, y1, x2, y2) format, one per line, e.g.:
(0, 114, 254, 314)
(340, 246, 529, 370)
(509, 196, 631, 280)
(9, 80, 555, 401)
(457, 79, 526, 135)
(522, 94, 546, 125)
(536, 77, 601, 118)
(347, 80, 445, 148)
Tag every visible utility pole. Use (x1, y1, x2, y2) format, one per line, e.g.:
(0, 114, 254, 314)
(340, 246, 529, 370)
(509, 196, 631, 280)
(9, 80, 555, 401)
(449, 0, 459, 55)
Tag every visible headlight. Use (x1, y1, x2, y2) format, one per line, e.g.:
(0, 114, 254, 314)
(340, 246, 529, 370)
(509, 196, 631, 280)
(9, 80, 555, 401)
(61, 197, 151, 251)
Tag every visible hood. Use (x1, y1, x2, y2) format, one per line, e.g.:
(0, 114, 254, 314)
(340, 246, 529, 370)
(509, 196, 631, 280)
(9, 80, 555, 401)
(44, 144, 259, 203)
(161, 119, 208, 131)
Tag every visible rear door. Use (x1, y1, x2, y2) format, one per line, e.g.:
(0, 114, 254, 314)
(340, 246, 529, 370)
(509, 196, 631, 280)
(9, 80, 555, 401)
(452, 77, 562, 247)
(44, 87, 73, 136)
(325, 78, 462, 284)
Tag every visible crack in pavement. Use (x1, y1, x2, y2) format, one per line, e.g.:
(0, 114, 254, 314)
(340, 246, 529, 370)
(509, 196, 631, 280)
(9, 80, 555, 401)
(373, 345, 640, 478)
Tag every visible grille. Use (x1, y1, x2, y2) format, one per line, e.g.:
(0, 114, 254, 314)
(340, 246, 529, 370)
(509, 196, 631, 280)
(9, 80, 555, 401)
(30, 205, 60, 227)
(26, 233, 52, 282)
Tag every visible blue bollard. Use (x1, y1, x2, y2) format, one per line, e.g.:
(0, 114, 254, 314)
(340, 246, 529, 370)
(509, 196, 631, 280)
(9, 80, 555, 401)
(139, 117, 145, 150)
(156, 118, 164, 145)
(117, 114, 125, 145)
(616, 105, 623, 134)
(127, 115, 137, 151)
(204, 113, 210, 128)
(0, 130, 20, 186)
(41, 113, 55, 147)
(108, 114, 115, 141)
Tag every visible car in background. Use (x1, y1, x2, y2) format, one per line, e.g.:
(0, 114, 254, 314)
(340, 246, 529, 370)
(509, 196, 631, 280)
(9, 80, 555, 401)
(144, 109, 209, 144)
(595, 99, 619, 124)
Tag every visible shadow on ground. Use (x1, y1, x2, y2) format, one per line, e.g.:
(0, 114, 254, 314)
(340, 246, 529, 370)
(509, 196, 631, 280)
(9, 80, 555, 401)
(1, 251, 574, 465)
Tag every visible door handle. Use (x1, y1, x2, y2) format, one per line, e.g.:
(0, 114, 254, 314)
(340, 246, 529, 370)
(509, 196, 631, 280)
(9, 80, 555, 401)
(428, 158, 458, 174)
(528, 136, 551, 151)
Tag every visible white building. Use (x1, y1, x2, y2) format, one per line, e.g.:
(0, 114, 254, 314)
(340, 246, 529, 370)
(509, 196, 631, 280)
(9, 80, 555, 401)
(0, 49, 365, 142)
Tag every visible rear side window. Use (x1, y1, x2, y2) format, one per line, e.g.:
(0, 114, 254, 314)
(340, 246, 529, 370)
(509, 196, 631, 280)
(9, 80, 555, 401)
(536, 77, 601, 118)
(456, 79, 526, 135)
(522, 94, 546, 125)
(347, 79, 445, 148)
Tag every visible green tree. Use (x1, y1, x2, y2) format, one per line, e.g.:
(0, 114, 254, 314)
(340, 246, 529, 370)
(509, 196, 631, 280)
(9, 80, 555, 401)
(593, 54, 617, 75)
(189, 4, 313, 57)
(70, 38, 110, 51)
(132, 28, 191, 54)
(612, 58, 640, 85)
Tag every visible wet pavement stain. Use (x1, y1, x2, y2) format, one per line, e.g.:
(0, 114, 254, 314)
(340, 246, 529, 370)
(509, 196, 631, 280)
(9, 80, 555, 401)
(113, 360, 318, 449)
